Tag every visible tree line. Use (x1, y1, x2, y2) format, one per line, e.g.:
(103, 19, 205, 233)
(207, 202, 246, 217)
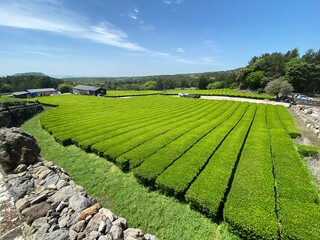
(0, 74, 63, 93)
(2, 48, 319, 95)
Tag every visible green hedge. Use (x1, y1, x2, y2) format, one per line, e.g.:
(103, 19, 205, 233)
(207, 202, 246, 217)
(275, 105, 301, 138)
(224, 104, 279, 239)
(133, 101, 241, 184)
(267, 105, 320, 239)
(155, 102, 250, 197)
(185, 103, 257, 219)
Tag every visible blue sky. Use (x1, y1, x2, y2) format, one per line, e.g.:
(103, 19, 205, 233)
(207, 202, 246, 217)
(0, 0, 319, 77)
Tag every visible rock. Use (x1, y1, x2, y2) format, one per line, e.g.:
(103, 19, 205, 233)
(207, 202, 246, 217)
(67, 211, 81, 228)
(7, 175, 34, 201)
(104, 219, 113, 234)
(0, 127, 40, 172)
(56, 201, 68, 212)
(14, 164, 27, 173)
(35, 185, 46, 194)
(77, 232, 86, 240)
(98, 234, 113, 240)
(98, 220, 107, 233)
(21, 201, 51, 224)
(44, 174, 59, 187)
(48, 224, 59, 232)
(113, 217, 128, 229)
(58, 216, 68, 229)
(56, 179, 68, 190)
(32, 229, 69, 240)
(30, 192, 48, 205)
(48, 185, 78, 208)
(124, 228, 144, 238)
(44, 161, 54, 168)
(144, 234, 159, 240)
(38, 169, 53, 179)
(109, 225, 123, 240)
(30, 217, 50, 235)
(83, 211, 101, 235)
(69, 229, 78, 240)
(69, 193, 92, 213)
(16, 197, 31, 211)
(70, 220, 86, 233)
(79, 203, 101, 220)
(99, 208, 117, 222)
(88, 230, 101, 240)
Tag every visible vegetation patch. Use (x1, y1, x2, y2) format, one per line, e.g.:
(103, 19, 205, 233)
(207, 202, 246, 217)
(33, 95, 319, 239)
(298, 144, 319, 157)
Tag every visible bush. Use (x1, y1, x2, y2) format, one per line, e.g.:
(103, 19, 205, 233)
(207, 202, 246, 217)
(298, 144, 319, 157)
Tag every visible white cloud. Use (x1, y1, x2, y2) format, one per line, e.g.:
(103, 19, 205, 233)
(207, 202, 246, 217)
(163, 0, 184, 5)
(128, 8, 139, 20)
(0, 1, 146, 52)
(176, 47, 185, 53)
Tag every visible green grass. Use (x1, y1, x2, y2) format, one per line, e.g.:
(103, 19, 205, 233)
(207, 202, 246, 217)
(21, 110, 237, 240)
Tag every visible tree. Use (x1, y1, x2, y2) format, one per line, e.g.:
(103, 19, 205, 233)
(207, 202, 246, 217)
(264, 79, 293, 99)
(197, 75, 209, 90)
(58, 83, 72, 93)
(286, 62, 320, 93)
(144, 80, 156, 90)
(246, 71, 267, 90)
(0, 83, 13, 93)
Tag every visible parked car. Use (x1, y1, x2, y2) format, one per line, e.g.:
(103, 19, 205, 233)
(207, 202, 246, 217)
(178, 92, 200, 98)
(178, 92, 189, 97)
(296, 95, 313, 101)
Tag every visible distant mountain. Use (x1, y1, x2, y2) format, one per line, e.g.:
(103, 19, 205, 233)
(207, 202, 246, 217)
(13, 72, 48, 77)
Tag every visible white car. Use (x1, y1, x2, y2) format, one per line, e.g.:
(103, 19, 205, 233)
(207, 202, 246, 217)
(178, 92, 189, 97)
(296, 95, 313, 101)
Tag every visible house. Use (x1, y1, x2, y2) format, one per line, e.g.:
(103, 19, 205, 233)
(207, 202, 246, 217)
(12, 91, 30, 98)
(27, 88, 56, 97)
(73, 85, 106, 96)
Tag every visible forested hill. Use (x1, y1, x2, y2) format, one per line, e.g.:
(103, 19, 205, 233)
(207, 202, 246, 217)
(0, 73, 63, 93)
(62, 48, 319, 94)
(63, 68, 242, 91)
(237, 48, 320, 93)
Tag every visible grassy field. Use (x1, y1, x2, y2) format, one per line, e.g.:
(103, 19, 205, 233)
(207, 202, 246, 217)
(21, 110, 236, 240)
(24, 95, 319, 239)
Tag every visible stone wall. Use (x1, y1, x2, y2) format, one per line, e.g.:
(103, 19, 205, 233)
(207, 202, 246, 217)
(292, 105, 320, 138)
(2, 158, 158, 240)
(0, 102, 44, 128)
(0, 128, 158, 240)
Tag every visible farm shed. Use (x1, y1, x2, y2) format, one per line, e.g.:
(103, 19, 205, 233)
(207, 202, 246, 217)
(27, 88, 56, 97)
(73, 85, 106, 96)
(12, 91, 30, 98)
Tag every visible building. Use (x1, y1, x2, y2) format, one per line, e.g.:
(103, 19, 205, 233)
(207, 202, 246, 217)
(27, 88, 56, 97)
(73, 85, 106, 96)
(12, 91, 30, 98)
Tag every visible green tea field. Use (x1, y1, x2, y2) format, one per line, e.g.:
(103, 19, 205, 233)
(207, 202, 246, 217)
(37, 95, 319, 239)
